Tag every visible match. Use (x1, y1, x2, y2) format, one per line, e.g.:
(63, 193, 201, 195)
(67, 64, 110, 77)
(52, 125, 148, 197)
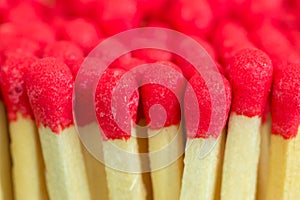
(221, 48, 273, 200)
(266, 63, 300, 199)
(25, 57, 91, 200)
(0, 0, 299, 199)
(95, 67, 146, 200)
(180, 72, 231, 200)
(0, 54, 48, 200)
(141, 61, 185, 200)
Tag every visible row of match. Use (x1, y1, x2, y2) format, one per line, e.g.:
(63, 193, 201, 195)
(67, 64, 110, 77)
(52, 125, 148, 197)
(1, 0, 300, 200)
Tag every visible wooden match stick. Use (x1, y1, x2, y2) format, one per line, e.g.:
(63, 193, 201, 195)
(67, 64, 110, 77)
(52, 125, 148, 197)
(266, 63, 300, 200)
(80, 123, 109, 200)
(257, 112, 271, 200)
(44, 40, 110, 200)
(0, 55, 48, 200)
(221, 48, 273, 200)
(95, 68, 146, 200)
(180, 72, 231, 200)
(140, 61, 185, 200)
(0, 99, 13, 200)
(25, 57, 91, 200)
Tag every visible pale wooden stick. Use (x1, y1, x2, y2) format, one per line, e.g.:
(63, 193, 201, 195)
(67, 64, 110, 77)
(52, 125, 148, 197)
(148, 125, 184, 200)
(257, 114, 271, 200)
(81, 122, 109, 200)
(137, 119, 153, 200)
(221, 113, 261, 200)
(266, 127, 300, 200)
(10, 113, 48, 200)
(103, 126, 147, 200)
(0, 101, 13, 200)
(180, 131, 225, 200)
(38, 125, 90, 200)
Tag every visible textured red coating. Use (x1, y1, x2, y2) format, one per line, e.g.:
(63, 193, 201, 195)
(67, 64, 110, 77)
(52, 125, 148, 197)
(226, 48, 273, 117)
(95, 68, 139, 140)
(184, 72, 231, 138)
(272, 63, 300, 139)
(213, 20, 255, 65)
(96, 0, 141, 35)
(0, 54, 37, 121)
(141, 61, 185, 129)
(168, 0, 214, 37)
(44, 40, 84, 77)
(132, 48, 172, 63)
(59, 18, 101, 54)
(25, 58, 74, 133)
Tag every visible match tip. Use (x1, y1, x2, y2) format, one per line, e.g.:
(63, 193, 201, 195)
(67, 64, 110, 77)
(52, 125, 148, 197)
(141, 61, 185, 129)
(95, 68, 139, 140)
(0, 54, 37, 121)
(272, 63, 300, 139)
(184, 72, 231, 139)
(25, 57, 74, 133)
(227, 48, 273, 117)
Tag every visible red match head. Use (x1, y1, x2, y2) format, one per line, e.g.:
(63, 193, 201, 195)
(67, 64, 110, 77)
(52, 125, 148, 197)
(44, 40, 84, 77)
(226, 48, 273, 117)
(140, 61, 185, 129)
(0, 54, 37, 121)
(25, 57, 74, 133)
(95, 68, 139, 140)
(272, 63, 300, 139)
(184, 72, 231, 138)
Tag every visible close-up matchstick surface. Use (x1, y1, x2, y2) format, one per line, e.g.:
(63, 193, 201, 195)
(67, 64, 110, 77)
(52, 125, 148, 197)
(0, 0, 300, 200)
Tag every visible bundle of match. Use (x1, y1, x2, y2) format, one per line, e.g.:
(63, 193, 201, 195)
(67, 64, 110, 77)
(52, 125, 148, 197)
(1, 0, 300, 200)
